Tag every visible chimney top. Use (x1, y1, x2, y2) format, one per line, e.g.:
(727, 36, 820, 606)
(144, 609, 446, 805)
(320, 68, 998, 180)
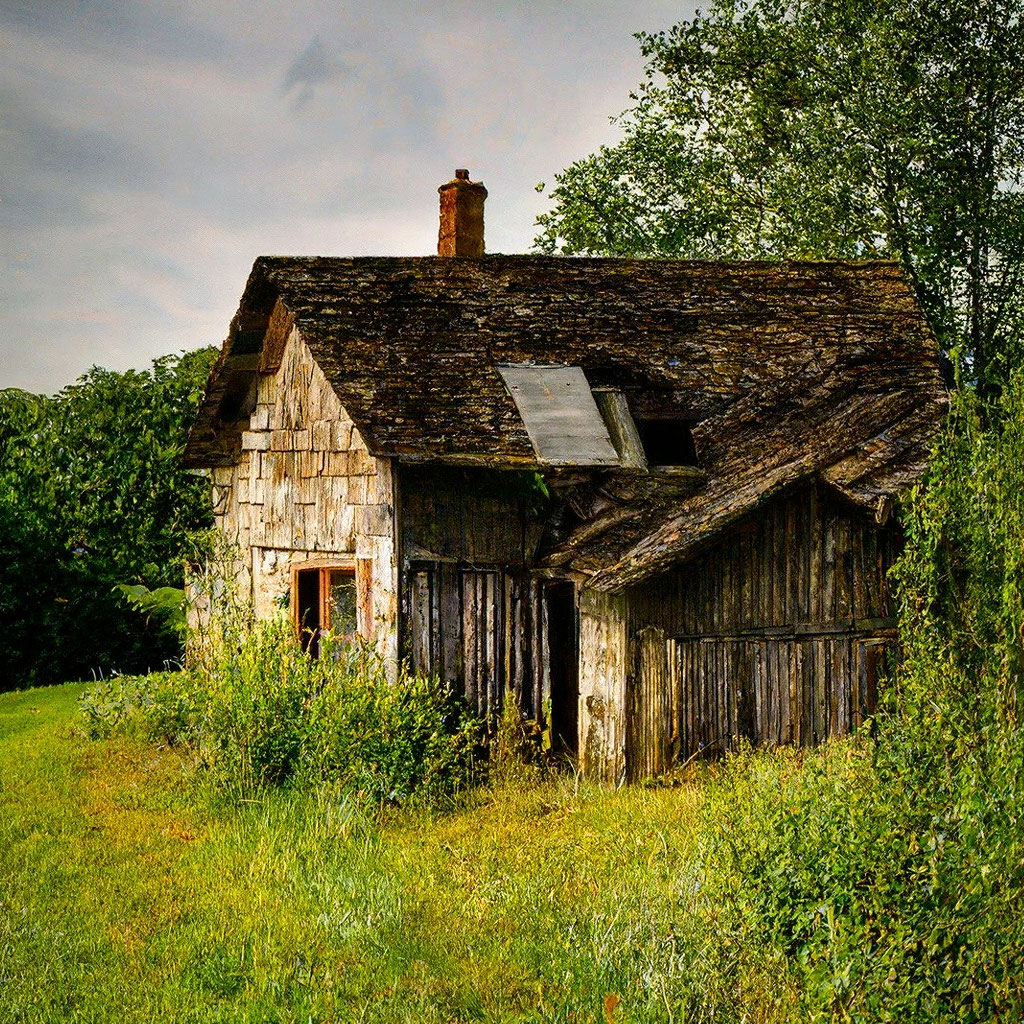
(438, 169, 487, 257)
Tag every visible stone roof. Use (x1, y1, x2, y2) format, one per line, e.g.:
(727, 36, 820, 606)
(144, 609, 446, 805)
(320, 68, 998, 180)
(184, 255, 947, 587)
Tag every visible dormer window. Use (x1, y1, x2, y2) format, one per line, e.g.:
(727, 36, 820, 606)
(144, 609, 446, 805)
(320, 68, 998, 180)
(497, 364, 620, 467)
(634, 418, 699, 468)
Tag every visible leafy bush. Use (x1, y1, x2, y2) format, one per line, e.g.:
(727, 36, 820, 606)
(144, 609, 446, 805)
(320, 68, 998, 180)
(79, 671, 201, 745)
(301, 639, 481, 802)
(82, 610, 481, 806)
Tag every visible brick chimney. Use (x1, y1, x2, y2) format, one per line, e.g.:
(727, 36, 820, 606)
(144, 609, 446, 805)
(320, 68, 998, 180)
(437, 169, 487, 256)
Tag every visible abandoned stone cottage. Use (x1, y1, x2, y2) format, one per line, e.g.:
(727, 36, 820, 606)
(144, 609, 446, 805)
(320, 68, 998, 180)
(183, 170, 948, 781)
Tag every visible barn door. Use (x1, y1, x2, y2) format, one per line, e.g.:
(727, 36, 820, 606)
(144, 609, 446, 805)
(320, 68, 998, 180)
(403, 565, 579, 744)
(626, 627, 671, 781)
(544, 581, 578, 755)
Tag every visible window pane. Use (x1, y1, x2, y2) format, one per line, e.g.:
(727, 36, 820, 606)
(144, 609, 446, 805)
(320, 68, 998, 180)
(326, 570, 358, 640)
(296, 568, 321, 656)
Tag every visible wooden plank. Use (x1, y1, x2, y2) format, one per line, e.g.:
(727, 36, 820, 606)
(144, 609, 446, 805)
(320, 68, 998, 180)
(409, 569, 432, 675)
(593, 390, 648, 470)
(849, 634, 861, 729)
(684, 640, 693, 760)
(862, 525, 879, 618)
(823, 508, 837, 627)
(357, 557, 375, 640)
(774, 500, 786, 628)
(696, 642, 706, 754)
(775, 640, 786, 745)
(832, 638, 846, 736)
(497, 364, 619, 467)
(837, 517, 853, 625)
(537, 582, 550, 720)
(439, 562, 461, 687)
(461, 572, 479, 715)
(814, 638, 827, 743)
(790, 640, 802, 745)
(720, 641, 730, 752)
(853, 523, 867, 622)
(809, 488, 823, 626)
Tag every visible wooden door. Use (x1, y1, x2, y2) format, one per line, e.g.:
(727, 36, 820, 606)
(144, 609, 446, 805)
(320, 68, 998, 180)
(626, 627, 671, 781)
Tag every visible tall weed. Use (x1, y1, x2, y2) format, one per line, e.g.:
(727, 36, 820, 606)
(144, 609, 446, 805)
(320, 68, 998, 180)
(82, 607, 480, 805)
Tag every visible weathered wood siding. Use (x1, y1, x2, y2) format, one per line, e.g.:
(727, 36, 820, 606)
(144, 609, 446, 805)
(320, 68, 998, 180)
(401, 466, 555, 722)
(578, 589, 628, 783)
(627, 483, 899, 771)
(400, 467, 544, 568)
(208, 327, 398, 666)
(626, 627, 671, 780)
(667, 635, 887, 760)
(405, 565, 551, 724)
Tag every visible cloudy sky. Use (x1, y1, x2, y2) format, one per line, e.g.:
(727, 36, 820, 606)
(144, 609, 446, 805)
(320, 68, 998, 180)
(0, 0, 693, 393)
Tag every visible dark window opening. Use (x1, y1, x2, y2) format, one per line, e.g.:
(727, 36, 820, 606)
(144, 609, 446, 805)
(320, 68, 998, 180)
(294, 565, 358, 657)
(296, 569, 321, 656)
(634, 418, 698, 467)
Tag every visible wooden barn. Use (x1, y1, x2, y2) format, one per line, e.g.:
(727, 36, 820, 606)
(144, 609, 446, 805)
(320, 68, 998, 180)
(183, 171, 948, 782)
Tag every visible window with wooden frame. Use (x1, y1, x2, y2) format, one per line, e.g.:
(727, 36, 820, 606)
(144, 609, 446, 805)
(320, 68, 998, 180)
(292, 559, 372, 657)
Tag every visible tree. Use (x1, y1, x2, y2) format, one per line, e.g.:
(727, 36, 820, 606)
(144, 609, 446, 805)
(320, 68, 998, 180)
(535, 0, 1024, 396)
(0, 348, 216, 688)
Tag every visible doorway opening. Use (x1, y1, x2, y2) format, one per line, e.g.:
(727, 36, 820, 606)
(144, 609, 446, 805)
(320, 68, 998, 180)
(544, 580, 579, 756)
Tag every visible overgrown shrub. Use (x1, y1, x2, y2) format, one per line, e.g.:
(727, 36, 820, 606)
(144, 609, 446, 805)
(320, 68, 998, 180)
(79, 671, 192, 742)
(81, 611, 481, 806)
(685, 376, 1024, 1022)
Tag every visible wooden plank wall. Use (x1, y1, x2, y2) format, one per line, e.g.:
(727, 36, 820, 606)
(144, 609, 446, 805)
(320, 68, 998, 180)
(628, 482, 900, 767)
(670, 635, 889, 760)
(400, 466, 544, 568)
(625, 627, 671, 780)
(630, 482, 900, 636)
(406, 563, 551, 726)
(400, 465, 554, 725)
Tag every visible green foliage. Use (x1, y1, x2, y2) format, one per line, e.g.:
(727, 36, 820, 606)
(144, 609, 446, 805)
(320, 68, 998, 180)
(893, 371, 1024, 729)
(114, 583, 188, 635)
(693, 736, 1024, 1020)
(536, 0, 1024, 392)
(82, 610, 481, 806)
(79, 670, 196, 744)
(0, 348, 216, 688)
(5, 683, 787, 1024)
(680, 375, 1024, 1021)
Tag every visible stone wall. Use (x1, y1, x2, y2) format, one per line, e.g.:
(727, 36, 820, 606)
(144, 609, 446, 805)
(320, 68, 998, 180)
(208, 326, 398, 668)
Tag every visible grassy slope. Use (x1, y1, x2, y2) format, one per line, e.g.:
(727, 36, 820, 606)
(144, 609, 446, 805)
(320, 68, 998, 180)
(0, 684, 787, 1024)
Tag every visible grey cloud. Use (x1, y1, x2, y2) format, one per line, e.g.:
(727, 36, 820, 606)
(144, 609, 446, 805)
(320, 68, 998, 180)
(282, 35, 347, 111)
(1, 0, 697, 393)
(0, 93, 163, 230)
(0, 0, 229, 65)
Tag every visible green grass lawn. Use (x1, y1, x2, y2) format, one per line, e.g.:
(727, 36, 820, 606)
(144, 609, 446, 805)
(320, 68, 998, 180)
(0, 683, 787, 1024)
